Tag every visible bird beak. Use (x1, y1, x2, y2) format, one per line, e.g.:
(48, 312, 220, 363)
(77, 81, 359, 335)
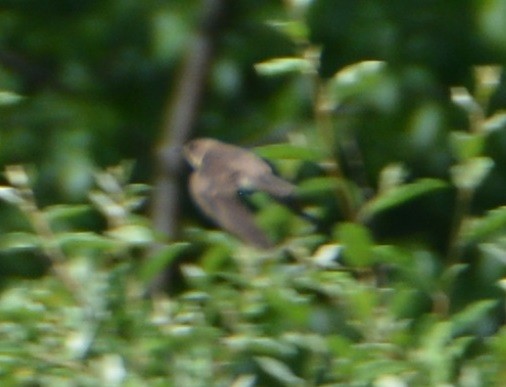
(182, 144, 194, 166)
(183, 143, 205, 169)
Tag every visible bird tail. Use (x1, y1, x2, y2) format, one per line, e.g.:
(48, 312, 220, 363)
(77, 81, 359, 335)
(254, 174, 296, 199)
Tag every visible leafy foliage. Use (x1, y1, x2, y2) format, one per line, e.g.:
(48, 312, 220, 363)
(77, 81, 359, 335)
(1, 0, 506, 385)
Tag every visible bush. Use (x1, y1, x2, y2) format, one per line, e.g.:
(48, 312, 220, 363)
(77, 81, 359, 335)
(1, 1, 506, 385)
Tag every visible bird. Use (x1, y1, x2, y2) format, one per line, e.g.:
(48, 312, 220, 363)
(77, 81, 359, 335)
(183, 138, 297, 249)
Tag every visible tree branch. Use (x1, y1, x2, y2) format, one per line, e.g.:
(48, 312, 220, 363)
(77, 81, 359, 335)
(149, 0, 229, 293)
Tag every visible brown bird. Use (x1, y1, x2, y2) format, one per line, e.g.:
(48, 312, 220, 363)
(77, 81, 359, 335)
(183, 138, 296, 249)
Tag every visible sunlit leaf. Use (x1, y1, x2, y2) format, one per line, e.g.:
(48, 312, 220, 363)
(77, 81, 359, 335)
(451, 87, 481, 115)
(311, 243, 342, 268)
(451, 157, 494, 191)
(423, 321, 453, 351)
(231, 374, 256, 387)
(0, 186, 23, 205)
(255, 356, 304, 385)
(484, 110, 506, 132)
(89, 191, 126, 219)
(179, 290, 210, 302)
(418, 321, 453, 383)
(475, 65, 502, 92)
(5, 165, 30, 188)
(378, 163, 407, 193)
(332, 61, 387, 87)
(255, 57, 313, 76)
(107, 224, 154, 245)
(0, 232, 40, 251)
(329, 60, 397, 111)
(463, 206, 506, 243)
(0, 91, 23, 105)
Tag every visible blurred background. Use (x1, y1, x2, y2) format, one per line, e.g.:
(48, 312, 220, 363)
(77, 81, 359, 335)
(1, 0, 506, 269)
(0, 1, 500, 189)
(2, 0, 506, 384)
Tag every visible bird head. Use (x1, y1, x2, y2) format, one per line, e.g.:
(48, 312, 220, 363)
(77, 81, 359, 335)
(183, 138, 221, 169)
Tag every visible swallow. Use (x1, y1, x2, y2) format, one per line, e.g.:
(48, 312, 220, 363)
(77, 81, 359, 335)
(183, 138, 297, 249)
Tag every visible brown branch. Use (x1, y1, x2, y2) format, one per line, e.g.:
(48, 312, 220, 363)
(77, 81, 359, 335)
(149, 0, 229, 293)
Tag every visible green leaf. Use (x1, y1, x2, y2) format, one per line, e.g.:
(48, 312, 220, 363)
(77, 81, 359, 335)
(439, 263, 468, 291)
(484, 110, 506, 132)
(354, 358, 411, 384)
(451, 86, 480, 115)
(140, 242, 190, 282)
(255, 356, 304, 386)
(451, 300, 496, 335)
(56, 232, 116, 251)
(0, 232, 40, 251)
(152, 9, 190, 63)
(297, 176, 339, 197)
(200, 243, 233, 273)
(311, 243, 342, 268)
(107, 224, 154, 245)
(264, 287, 311, 327)
(329, 60, 396, 110)
(424, 321, 453, 351)
(378, 163, 407, 193)
(0, 186, 23, 205)
(338, 223, 374, 267)
(449, 132, 485, 161)
(360, 178, 447, 219)
(372, 245, 411, 266)
(451, 157, 494, 191)
(231, 374, 256, 387)
(419, 321, 453, 383)
(254, 143, 321, 161)
(44, 204, 93, 222)
(254, 57, 313, 76)
(0, 91, 23, 105)
(475, 66, 502, 99)
(331, 61, 387, 90)
(226, 336, 295, 357)
(463, 206, 506, 243)
(447, 336, 475, 359)
(266, 20, 309, 42)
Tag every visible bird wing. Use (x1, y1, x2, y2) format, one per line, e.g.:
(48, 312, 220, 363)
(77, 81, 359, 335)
(201, 145, 296, 199)
(245, 172, 296, 199)
(189, 171, 273, 249)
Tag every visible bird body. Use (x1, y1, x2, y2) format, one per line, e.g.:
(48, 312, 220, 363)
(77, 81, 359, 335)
(183, 138, 296, 248)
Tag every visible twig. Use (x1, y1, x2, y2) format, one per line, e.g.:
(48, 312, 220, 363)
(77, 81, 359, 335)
(18, 191, 89, 308)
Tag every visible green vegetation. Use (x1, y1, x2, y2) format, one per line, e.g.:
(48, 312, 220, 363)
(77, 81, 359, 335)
(1, 1, 506, 385)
